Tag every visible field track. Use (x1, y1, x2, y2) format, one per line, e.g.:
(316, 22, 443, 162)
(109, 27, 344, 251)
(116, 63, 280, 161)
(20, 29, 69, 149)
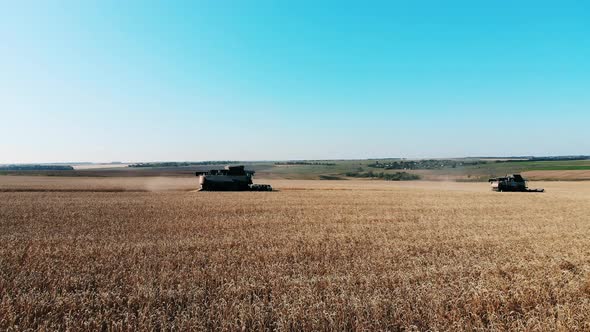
(1, 176, 590, 330)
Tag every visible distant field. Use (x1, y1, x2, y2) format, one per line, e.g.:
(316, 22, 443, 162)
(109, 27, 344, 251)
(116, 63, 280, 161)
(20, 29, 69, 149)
(474, 160, 590, 171)
(1, 177, 590, 330)
(2, 159, 590, 181)
(72, 163, 130, 170)
(259, 159, 590, 181)
(523, 170, 590, 181)
(532, 165, 590, 171)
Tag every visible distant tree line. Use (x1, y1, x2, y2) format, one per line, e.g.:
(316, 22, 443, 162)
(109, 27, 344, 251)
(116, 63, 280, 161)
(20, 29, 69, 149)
(345, 171, 420, 181)
(368, 159, 486, 170)
(275, 161, 336, 166)
(0, 165, 74, 171)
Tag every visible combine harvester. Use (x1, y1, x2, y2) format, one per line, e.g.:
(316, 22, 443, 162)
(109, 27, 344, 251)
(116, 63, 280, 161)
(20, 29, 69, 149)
(488, 174, 544, 192)
(195, 165, 272, 191)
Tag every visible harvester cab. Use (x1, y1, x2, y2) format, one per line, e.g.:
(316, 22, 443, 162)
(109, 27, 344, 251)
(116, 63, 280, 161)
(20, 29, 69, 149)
(488, 174, 544, 192)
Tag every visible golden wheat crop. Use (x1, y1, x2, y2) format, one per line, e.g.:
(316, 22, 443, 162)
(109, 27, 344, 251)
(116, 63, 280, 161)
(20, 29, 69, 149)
(1, 177, 590, 331)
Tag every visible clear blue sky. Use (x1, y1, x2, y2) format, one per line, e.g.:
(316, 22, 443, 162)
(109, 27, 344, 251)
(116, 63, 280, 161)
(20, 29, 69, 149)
(2, 1, 589, 163)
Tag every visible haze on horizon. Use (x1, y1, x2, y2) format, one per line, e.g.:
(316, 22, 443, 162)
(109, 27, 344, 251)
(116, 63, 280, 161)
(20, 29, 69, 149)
(2, 1, 589, 164)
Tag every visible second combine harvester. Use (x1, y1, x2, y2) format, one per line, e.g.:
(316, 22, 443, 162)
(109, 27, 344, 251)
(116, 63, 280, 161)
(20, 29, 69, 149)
(196, 165, 272, 191)
(488, 174, 544, 192)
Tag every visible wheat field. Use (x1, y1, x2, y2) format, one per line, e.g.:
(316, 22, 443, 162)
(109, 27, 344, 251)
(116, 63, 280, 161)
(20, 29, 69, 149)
(1, 177, 590, 331)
